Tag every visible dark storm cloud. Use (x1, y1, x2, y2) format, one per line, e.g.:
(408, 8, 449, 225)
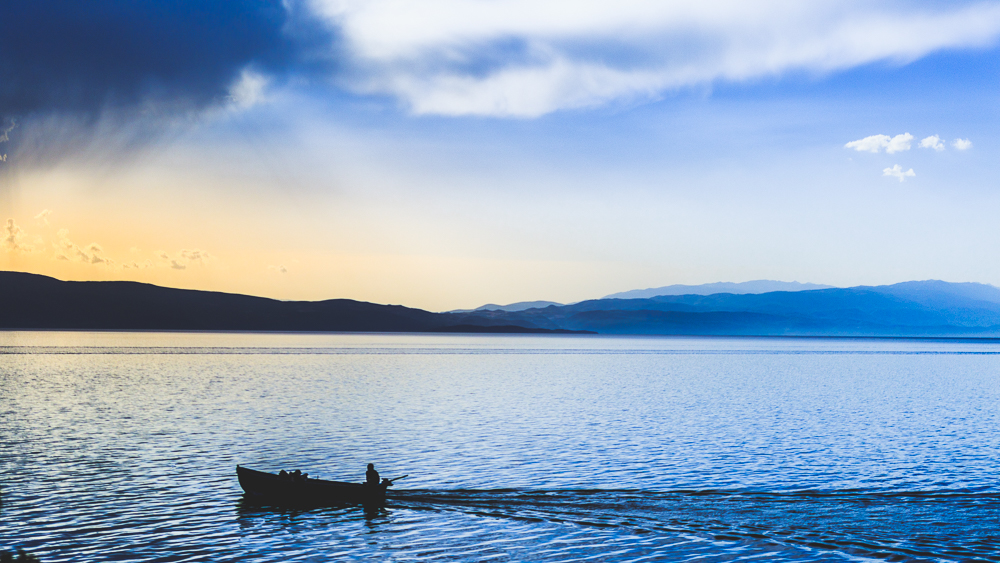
(0, 0, 331, 117)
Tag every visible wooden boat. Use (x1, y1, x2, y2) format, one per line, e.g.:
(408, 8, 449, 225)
(236, 465, 395, 506)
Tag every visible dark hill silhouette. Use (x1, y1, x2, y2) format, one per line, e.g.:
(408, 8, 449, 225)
(0, 271, 589, 333)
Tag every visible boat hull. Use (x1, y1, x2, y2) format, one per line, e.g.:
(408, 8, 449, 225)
(237, 465, 388, 506)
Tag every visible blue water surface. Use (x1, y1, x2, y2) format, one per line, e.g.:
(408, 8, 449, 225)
(1, 332, 999, 561)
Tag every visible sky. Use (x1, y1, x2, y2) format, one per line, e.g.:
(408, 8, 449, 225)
(2, 0, 1000, 311)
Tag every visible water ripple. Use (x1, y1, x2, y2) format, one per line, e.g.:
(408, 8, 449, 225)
(3, 333, 1000, 561)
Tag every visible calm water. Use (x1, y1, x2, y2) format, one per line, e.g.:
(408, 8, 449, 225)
(1, 332, 999, 562)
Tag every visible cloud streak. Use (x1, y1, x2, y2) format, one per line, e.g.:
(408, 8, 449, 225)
(312, 0, 1000, 116)
(5, 1, 1000, 124)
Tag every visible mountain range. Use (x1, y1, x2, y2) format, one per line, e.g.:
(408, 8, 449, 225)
(602, 280, 834, 299)
(3, 271, 1000, 336)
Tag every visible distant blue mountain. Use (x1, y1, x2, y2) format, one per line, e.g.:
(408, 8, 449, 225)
(451, 280, 1000, 336)
(604, 280, 834, 299)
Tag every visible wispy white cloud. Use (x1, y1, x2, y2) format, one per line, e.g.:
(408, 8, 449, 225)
(228, 69, 271, 110)
(0, 119, 14, 143)
(54, 229, 91, 263)
(919, 135, 945, 151)
(883, 164, 915, 182)
(87, 243, 109, 265)
(52, 229, 115, 267)
(3, 219, 33, 253)
(55, 230, 88, 263)
(310, 1, 1000, 116)
(34, 209, 52, 225)
(0, 119, 15, 163)
(180, 249, 213, 263)
(268, 265, 289, 274)
(158, 249, 214, 271)
(845, 133, 912, 153)
(953, 138, 973, 150)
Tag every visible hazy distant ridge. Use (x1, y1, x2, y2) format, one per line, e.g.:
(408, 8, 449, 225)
(449, 300, 563, 313)
(604, 280, 834, 299)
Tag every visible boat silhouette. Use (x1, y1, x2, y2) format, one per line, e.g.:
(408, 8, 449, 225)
(236, 465, 406, 506)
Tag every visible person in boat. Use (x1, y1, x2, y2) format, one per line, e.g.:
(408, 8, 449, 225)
(279, 470, 289, 479)
(366, 463, 379, 486)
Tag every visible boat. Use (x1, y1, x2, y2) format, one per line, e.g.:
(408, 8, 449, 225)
(236, 465, 401, 506)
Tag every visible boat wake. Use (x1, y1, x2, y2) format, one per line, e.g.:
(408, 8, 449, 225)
(388, 488, 1000, 562)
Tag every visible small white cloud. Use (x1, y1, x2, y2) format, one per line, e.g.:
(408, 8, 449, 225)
(919, 135, 945, 151)
(268, 265, 288, 274)
(845, 134, 891, 153)
(34, 209, 52, 225)
(885, 133, 913, 154)
(883, 164, 916, 182)
(846, 133, 912, 153)
(953, 138, 973, 150)
(170, 260, 187, 270)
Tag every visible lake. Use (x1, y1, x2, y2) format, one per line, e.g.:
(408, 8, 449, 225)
(1, 332, 999, 561)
